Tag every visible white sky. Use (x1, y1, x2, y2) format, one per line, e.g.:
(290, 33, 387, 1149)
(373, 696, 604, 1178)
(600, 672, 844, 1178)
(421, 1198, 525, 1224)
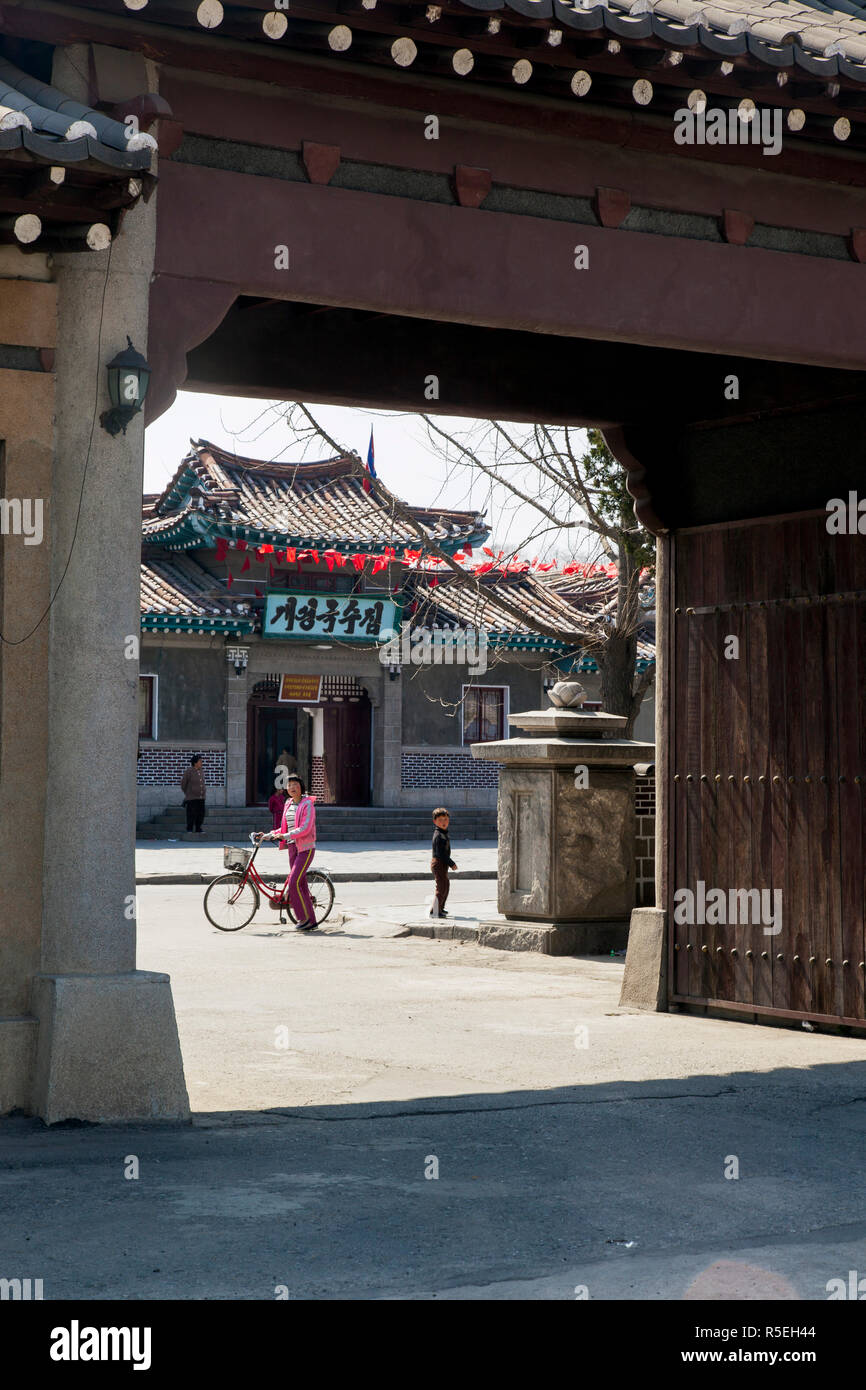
(144, 393, 597, 563)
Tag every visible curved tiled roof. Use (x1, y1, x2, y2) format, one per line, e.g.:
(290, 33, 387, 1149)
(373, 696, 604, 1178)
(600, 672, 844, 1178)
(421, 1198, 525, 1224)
(412, 570, 655, 663)
(141, 556, 254, 631)
(0, 56, 156, 169)
(75, 0, 866, 92)
(143, 440, 488, 552)
(457, 0, 866, 74)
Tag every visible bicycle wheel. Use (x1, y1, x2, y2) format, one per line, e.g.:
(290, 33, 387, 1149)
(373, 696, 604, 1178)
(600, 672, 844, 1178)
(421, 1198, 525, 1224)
(204, 873, 260, 931)
(287, 869, 335, 926)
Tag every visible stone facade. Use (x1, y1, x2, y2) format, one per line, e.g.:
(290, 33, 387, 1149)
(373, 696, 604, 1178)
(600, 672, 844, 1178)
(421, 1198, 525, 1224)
(0, 46, 188, 1121)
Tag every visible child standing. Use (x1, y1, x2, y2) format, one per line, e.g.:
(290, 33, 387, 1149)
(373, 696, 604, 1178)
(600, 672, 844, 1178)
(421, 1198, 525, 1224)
(430, 806, 457, 918)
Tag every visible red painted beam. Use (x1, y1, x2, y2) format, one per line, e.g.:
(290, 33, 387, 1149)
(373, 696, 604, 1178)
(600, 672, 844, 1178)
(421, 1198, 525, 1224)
(160, 69, 866, 238)
(148, 159, 866, 420)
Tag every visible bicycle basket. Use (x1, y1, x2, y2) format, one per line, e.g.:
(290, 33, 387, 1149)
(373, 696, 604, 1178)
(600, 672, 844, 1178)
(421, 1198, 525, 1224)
(223, 847, 252, 872)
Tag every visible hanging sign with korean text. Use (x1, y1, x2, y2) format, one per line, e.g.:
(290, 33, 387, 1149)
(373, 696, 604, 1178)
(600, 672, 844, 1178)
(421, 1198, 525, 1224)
(264, 592, 400, 643)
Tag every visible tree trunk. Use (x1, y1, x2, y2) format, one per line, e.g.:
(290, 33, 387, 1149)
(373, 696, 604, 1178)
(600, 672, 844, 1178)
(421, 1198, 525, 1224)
(599, 628, 639, 732)
(597, 528, 643, 735)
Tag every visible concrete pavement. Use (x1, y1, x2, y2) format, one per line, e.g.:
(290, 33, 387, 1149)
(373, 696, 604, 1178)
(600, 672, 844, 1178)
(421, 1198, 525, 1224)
(135, 839, 497, 884)
(2, 882, 866, 1300)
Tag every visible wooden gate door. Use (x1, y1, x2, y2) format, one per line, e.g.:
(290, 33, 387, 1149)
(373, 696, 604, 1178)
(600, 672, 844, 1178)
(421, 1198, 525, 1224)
(322, 698, 371, 805)
(668, 514, 866, 1026)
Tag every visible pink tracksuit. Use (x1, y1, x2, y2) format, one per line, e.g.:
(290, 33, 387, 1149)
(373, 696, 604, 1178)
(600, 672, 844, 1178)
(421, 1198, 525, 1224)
(279, 795, 316, 923)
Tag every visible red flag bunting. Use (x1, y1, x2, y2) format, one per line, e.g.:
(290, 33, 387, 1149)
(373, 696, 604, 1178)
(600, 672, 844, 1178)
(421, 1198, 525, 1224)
(351, 554, 366, 572)
(240, 556, 250, 572)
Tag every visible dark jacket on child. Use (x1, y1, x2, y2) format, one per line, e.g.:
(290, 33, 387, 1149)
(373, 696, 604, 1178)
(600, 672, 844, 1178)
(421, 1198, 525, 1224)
(431, 827, 456, 869)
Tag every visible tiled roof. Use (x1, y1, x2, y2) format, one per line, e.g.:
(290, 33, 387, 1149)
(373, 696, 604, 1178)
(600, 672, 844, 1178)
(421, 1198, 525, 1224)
(412, 570, 655, 664)
(141, 556, 255, 632)
(77, 0, 866, 95)
(457, 0, 866, 75)
(143, 440, 488, 552)
(0, 57, 156, 168)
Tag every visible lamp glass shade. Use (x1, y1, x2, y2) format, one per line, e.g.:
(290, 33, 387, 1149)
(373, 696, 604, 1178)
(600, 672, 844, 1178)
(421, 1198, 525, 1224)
(106, 338, 151, 412)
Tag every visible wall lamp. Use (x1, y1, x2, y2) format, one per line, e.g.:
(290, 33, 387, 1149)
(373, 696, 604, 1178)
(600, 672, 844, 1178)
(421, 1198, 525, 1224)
(100, 337, 151, 436)
(226, 646, 249, 678)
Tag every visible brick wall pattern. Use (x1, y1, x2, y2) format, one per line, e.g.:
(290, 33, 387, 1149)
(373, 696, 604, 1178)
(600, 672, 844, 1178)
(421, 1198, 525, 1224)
(402, 752, 502, 788)
(138, 747, 226, 787)
(311, 754, 334, 803)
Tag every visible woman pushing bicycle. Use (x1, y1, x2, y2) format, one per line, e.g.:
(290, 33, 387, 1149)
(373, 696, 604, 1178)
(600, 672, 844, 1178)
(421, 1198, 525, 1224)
(256, 774, 318, 931)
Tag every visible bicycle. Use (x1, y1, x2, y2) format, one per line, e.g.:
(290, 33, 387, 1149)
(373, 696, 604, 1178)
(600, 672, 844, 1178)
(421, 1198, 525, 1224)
(203, 832, 335, 933)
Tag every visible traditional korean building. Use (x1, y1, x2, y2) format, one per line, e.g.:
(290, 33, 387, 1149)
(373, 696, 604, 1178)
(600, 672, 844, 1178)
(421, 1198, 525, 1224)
(138, 439, 654, 822)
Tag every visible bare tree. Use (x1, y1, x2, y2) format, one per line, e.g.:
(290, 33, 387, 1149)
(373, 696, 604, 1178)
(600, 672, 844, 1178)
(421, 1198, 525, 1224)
(278, 406, 655, 734)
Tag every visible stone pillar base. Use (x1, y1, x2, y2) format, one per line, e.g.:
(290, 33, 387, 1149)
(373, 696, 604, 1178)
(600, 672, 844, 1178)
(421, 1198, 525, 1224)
(447, 917, 628, 955)
(0, 1017, 38, 1113)
(30, 972, 190, 1124)
(619, 907, 667, 1011)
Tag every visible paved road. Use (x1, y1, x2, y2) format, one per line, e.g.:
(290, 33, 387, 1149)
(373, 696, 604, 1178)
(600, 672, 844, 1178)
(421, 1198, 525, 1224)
(1, 883, 865, 1300)
(135, 839, 497, 883)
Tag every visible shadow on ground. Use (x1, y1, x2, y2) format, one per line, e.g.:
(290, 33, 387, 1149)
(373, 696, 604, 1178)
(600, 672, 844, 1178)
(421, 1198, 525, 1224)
(2, 1059, 866, 1300)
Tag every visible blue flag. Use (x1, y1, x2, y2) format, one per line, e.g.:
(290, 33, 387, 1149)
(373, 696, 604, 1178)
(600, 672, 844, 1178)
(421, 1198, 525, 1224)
(363, 427, 376, 493)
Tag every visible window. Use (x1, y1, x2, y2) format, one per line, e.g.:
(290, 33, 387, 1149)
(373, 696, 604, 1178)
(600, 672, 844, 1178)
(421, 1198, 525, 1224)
(139, 675, 157, 739)
(463, 686, 506, 745)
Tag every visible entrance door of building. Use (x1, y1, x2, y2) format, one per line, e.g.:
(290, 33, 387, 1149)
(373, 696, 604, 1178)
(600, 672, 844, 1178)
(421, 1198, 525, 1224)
(247, 705, 296, 806)
(246, 703, 313, 806)
(323, 697, 371, 805)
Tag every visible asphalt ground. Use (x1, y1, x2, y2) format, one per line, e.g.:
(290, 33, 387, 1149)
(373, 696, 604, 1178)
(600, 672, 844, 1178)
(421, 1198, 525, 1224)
(2, 884, 866, 1301)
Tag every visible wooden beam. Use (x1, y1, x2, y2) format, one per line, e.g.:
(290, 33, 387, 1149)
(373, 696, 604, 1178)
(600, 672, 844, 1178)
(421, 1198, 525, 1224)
(22, 166, 66, 198)
(0, 212, 40, 244)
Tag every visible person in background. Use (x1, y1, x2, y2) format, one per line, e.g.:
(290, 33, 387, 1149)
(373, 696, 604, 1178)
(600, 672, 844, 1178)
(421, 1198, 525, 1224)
(181, 753, 206, 834)
(268, 784, 288, 832)
(430, 806, 457, 918)
(275, 746, 298, 786)
(263, 774, 317, 931)
(268, 784, 288, 829)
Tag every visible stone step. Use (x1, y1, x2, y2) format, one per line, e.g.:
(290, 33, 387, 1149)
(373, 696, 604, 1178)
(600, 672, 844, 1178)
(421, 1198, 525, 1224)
(139, 805, 498, 842)
(146, 812, 495, 827)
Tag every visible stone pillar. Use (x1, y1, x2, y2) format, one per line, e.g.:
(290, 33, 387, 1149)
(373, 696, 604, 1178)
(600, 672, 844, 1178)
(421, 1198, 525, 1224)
(0, 258, 55, 1112)
(29, 47, 188, 1122)
(382, 669, 402, 807)
(359, 674, 383, 805)
(225, 660, 248, 807)
(472, 688, 653, 954)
